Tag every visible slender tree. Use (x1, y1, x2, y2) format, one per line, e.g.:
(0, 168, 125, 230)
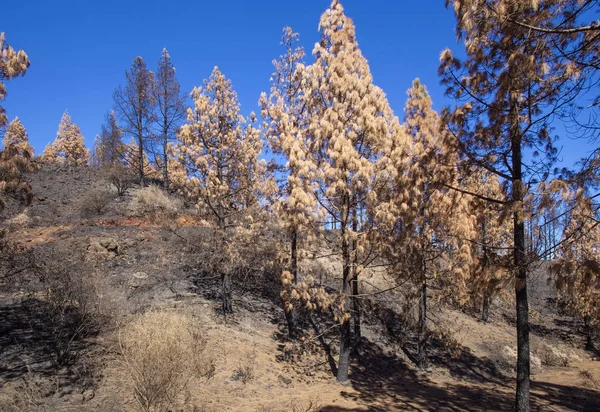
(42, 110, 89, 165)
(122, 137, 157, 179)
(3, 117, 33, 156)
(114, 56, 155, 186)
(295, 0, 403, 382)
(464, 168, 512, 322)
(93, 110, 123, 166)
(174, 66, 263, 313)
(260, 27, 311, 339)
(441, 2, 593, 409)
(553, 188, 600, 350)
(0, 33, 30, 129)
(377, 79, 474, 370)
(153, 49, 186, 190)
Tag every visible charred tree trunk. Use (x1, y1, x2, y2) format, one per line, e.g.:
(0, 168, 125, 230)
(482, 220, 491, 323)
(584, 316, 595, 351)
(217, 212, 233, 314)
(137, 95, 145, 187)
(511, 97, 530, 412)
(417, 275, 428, 370)
(221, 272, 233, 314)
(162, 119, 169, 190)
(137, 134, 145, 187)
(351, 204, 361, 346)
(337, 211, 352, 382)
(284, 228, 299, 339)
(482, 291, 491, 323)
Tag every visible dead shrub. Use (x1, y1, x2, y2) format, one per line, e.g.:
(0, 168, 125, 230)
(579, 369, 599, 389)
(129, 185, 181, 223)
(103, 162, 137, 196)
(290, 397, 322, 412)
(119, 310, 214, 411)
(232, 363, 255, 384)
(232, 347, 257, 384)
(24, 244, 106, 368)
(78, 187, 115, 217)
(536, 342, 570, 367)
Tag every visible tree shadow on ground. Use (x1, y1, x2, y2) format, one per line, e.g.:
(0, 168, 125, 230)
(317, 338, 600, 411)
(0, 299, 100, 391)
(399, 331, 508, 386)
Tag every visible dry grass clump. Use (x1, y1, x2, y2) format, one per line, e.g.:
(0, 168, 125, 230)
(128, 185, 181, 223)
(0, 371, 56, 412)
(232, 349, 256, 384)
(579, 369, 599, 389)
(78, 187, 115, 217)
(119, 310, 214, 411)
(535, 342, 571, 367)
(8, 209, 32, 230)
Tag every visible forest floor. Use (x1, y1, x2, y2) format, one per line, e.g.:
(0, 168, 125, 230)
(0, 164, 599, 411)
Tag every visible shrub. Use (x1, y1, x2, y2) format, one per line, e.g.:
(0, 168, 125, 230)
(119, 310, 214, 412)
(536, 342, 571, 367)
(8, 209, 32, 231)
(26, 245, 105, 368)
(78, 187, 115, 217)
(102, 163, 137, 196)
(580, 369, 599, 389)
(129, 185, 181, 223)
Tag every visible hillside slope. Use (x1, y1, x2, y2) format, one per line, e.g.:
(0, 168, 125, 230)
(0, 165, 599, 411)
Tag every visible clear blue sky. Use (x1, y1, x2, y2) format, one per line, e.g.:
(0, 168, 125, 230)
(1, 0, 591, 167)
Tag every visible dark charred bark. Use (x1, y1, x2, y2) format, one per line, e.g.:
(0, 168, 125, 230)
(417, 276, 428, 370)
(511, 98, 530, 412)
(481, 216, 491, 323)
(163, 119, 169, 190)
(138, 133, 145, 187)
(284, 228, 299, 339)
(337, 217, 352, 383)
(351, 205, 361, 346)
(584, 316, 595, 351)
(482, 291, 491, 323)
(221, 272, 233, 314)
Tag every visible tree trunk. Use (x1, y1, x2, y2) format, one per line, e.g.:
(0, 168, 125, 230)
(351, 204, 361, 346)
(284, 228, 299, 339)
(512, 97, 530, 412)
(163, 121, 169, 190)
(217, 215, 232, 314)
(337, 220, 352, 382)
(482, 291, 490, 323)
(584, 316, 595, 351)
(138, 133, 145, 187)
(418, 276, 428, 370)
(221, 272, 233, 314)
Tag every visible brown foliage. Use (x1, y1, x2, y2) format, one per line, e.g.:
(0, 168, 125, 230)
(0, 144, 34, 212)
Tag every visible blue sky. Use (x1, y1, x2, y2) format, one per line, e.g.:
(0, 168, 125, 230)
(0, 0, 593, 167)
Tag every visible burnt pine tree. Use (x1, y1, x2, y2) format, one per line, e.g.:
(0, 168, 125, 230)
(114, 56, 155, 186)
(153, 49, 185, 190)
(0, 33, 29, 130)
(441, 1, 594, 410)
(175, 67, 263, 314)
(260, 27, 310, 339)
(93, 110, 123, 166)
(297, 0, 402, 382)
